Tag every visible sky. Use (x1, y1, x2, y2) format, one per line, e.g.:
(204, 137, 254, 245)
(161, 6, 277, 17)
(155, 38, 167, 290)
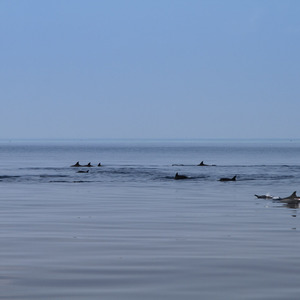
(0, 0, 300, 140)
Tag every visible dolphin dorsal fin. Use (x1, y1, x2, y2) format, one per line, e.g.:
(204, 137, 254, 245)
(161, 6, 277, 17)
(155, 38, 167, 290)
(289, 191, 297, 198)
(232, 176, 236, 180)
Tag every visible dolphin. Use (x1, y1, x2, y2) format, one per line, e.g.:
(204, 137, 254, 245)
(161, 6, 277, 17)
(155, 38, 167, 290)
(174, 172, 188, 180)
(77, 170, 89, 173)
(255, 194, 274, 199)
(197, 161, 216, 166)
(83, 162, 93, 167)
(98, 163, 102, 167)
(254, 194, 282, 200)
(71, 161, 82, 167)
(280, 191, 300, 204)
(219, 175, 236, 182)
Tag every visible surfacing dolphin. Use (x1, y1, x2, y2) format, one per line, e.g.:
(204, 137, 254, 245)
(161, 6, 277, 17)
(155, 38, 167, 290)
(174, 172, 188, 180)
(71, 161, 82, 167)
(219, 175, 236, 182)
(279, 191, 300, 204)
(83, 162, 93, 167)
(255, 194, 274, 199)
(197, 161, 216, 166)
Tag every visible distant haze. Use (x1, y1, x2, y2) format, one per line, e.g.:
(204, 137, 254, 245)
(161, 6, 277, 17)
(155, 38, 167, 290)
(1, 0, 299, 139)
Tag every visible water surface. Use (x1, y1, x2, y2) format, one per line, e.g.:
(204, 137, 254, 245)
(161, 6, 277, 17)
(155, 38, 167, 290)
(1, 140, 300, 299)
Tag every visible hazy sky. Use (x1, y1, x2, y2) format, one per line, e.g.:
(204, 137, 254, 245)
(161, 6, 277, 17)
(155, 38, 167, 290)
(1, 0, 299, 139)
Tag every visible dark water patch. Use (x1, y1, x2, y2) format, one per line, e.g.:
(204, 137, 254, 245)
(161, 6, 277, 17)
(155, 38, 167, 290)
(72, 180, 93, 183)
(0, 175, 21, 179)
(49, 180, 70, 183)
(94, 166, 165, 179)
(216, 164, 300, 168)
(39, 174, 69, 178)
(238, 174, 295, 181)
(172, 164, 202, 167)
(269, 175, 295, 180)
(1, 168, 298, 185)
(49, 180, 93, 183)
(0, 175, 22, 183)
(19, 167, 65, 170)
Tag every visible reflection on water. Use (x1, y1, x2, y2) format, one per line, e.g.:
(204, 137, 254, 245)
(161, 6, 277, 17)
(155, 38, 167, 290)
(286, 202, 299, 209)
(1, 183, 300, 300)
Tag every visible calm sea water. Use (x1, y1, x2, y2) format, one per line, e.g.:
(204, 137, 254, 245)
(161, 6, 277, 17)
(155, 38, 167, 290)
(1, 139, 300, 300)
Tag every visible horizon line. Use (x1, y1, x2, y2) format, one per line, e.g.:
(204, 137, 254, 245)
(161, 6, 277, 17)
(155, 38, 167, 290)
(0, 138, 299, 142)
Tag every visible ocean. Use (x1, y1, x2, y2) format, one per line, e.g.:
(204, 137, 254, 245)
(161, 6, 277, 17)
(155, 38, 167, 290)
(1, 139, 300, 299)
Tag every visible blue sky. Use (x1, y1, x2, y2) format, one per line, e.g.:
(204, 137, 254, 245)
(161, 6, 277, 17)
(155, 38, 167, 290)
(1, 0, 299, 139)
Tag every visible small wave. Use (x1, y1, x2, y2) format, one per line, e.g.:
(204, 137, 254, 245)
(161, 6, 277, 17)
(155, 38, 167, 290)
(0, 175, 20, 179)
(242, 174, 295, 180)
(40, 174, 69, 178)
(19, 167, 64, 170)
(0, 175, 21, 182)
(164, 175, 209, 180)
(49, 180, 70, 183)
(49, 180, 92, 183)
(72, 180, 92, 183)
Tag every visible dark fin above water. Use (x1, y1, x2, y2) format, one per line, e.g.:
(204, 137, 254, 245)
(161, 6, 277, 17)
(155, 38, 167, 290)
(83, 162, 93, 167)
(71, 161, 81, 167)
(280, 191, 300, 203)
(288, 191, 298, 198)
(174, 172, 188, 180)
(219, 175, 236, 182)
(197, 161, 216, 166)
